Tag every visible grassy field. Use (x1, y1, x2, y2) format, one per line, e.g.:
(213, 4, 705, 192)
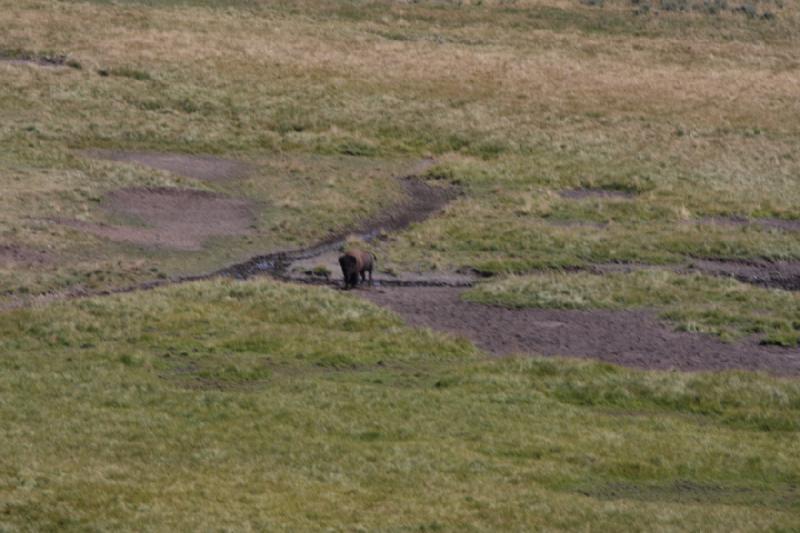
(2, 0, 800, 300)
(2, 0, 800, 528)
(1, 278, 799, 530)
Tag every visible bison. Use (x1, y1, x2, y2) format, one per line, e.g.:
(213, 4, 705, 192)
(338, 249, 376, 290)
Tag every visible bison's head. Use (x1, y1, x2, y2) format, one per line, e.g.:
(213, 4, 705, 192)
(339, 254, 359, 288)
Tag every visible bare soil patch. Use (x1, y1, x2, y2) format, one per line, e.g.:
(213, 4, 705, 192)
(286, 248, 474, 287)
(700, 216, 800, 232)
(356, 177, 458, 238)
(577, 481, 798, 509)
(559, 188, 635, 200)
(58, 187, 256, 251)
(686, 258, 800, 291)
(0, 52, 72, 68)
(17, 152, 800, 376)
(523, 260, 800, 292)
(0, 244, 51, 267)
(545, 219, 609, 229)
(82, 149, 252, 182)
(360, 287, 800, 375)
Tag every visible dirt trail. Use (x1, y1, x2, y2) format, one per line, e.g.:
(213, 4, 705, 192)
(6, 153, 800, 375)
(362, 287, 800, 376)
(701, 216, 800, 233)
(559, 188, 636, 200)
(217, 175, 467, 286)
(0, 53, 73, 68)
(1, 167, 466, 311)
(0, 245, 52, 267)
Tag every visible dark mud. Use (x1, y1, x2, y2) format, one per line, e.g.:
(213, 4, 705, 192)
(361, 287, 800, 376)
(215, 176, 462, 283)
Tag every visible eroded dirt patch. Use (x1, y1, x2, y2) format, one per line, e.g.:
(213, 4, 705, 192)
(700, 216, 800, 233)
(355, 177, 458, 237)
(0, 51, 74, 68)
(83, 149, 252, 182)
(577, 481, 798, 509)
(0, 244, 51, 267)
(545, 219, 608, 229)
(520, 260, 800, 292)
(559, 188, 635, 200)
(219, 176, 460, 281)
(58, 187, 256, 251)
(285, 248, 474, 287)
(686, 258, 800, 291)
(361, 287, 800, 375)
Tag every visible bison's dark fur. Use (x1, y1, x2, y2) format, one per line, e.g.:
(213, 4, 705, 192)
(339, 249, 375, 290)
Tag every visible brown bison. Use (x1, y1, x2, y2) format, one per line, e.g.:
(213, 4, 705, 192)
(338, 249, 376, 290)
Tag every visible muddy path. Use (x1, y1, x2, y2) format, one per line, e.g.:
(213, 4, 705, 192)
(5, 153, 800, 376)
(0, 169, 469, 311)
(213, 175, 470, 287)
(362, 287, 800, 376)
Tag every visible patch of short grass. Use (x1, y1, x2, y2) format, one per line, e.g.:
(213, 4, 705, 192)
(1, 278, 799, 530)
(466, 270, 800, 344)
(384, 151, 800, 273)
(1, 278, 475, 378)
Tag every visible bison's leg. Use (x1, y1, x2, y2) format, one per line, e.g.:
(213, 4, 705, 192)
(368, 266, 373, 286)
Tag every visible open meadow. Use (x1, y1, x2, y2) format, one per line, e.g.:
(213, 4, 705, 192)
(1, 0, 800, 529)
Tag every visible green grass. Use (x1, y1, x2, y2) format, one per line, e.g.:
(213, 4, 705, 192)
(383, 154, 800, 273)
(2, 1, 800, 527)
(1, 278, 799, 530)
(466, 270, 800, 345)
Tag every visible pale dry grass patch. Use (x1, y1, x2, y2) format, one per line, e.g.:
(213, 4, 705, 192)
(3, 0, 797, 162)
